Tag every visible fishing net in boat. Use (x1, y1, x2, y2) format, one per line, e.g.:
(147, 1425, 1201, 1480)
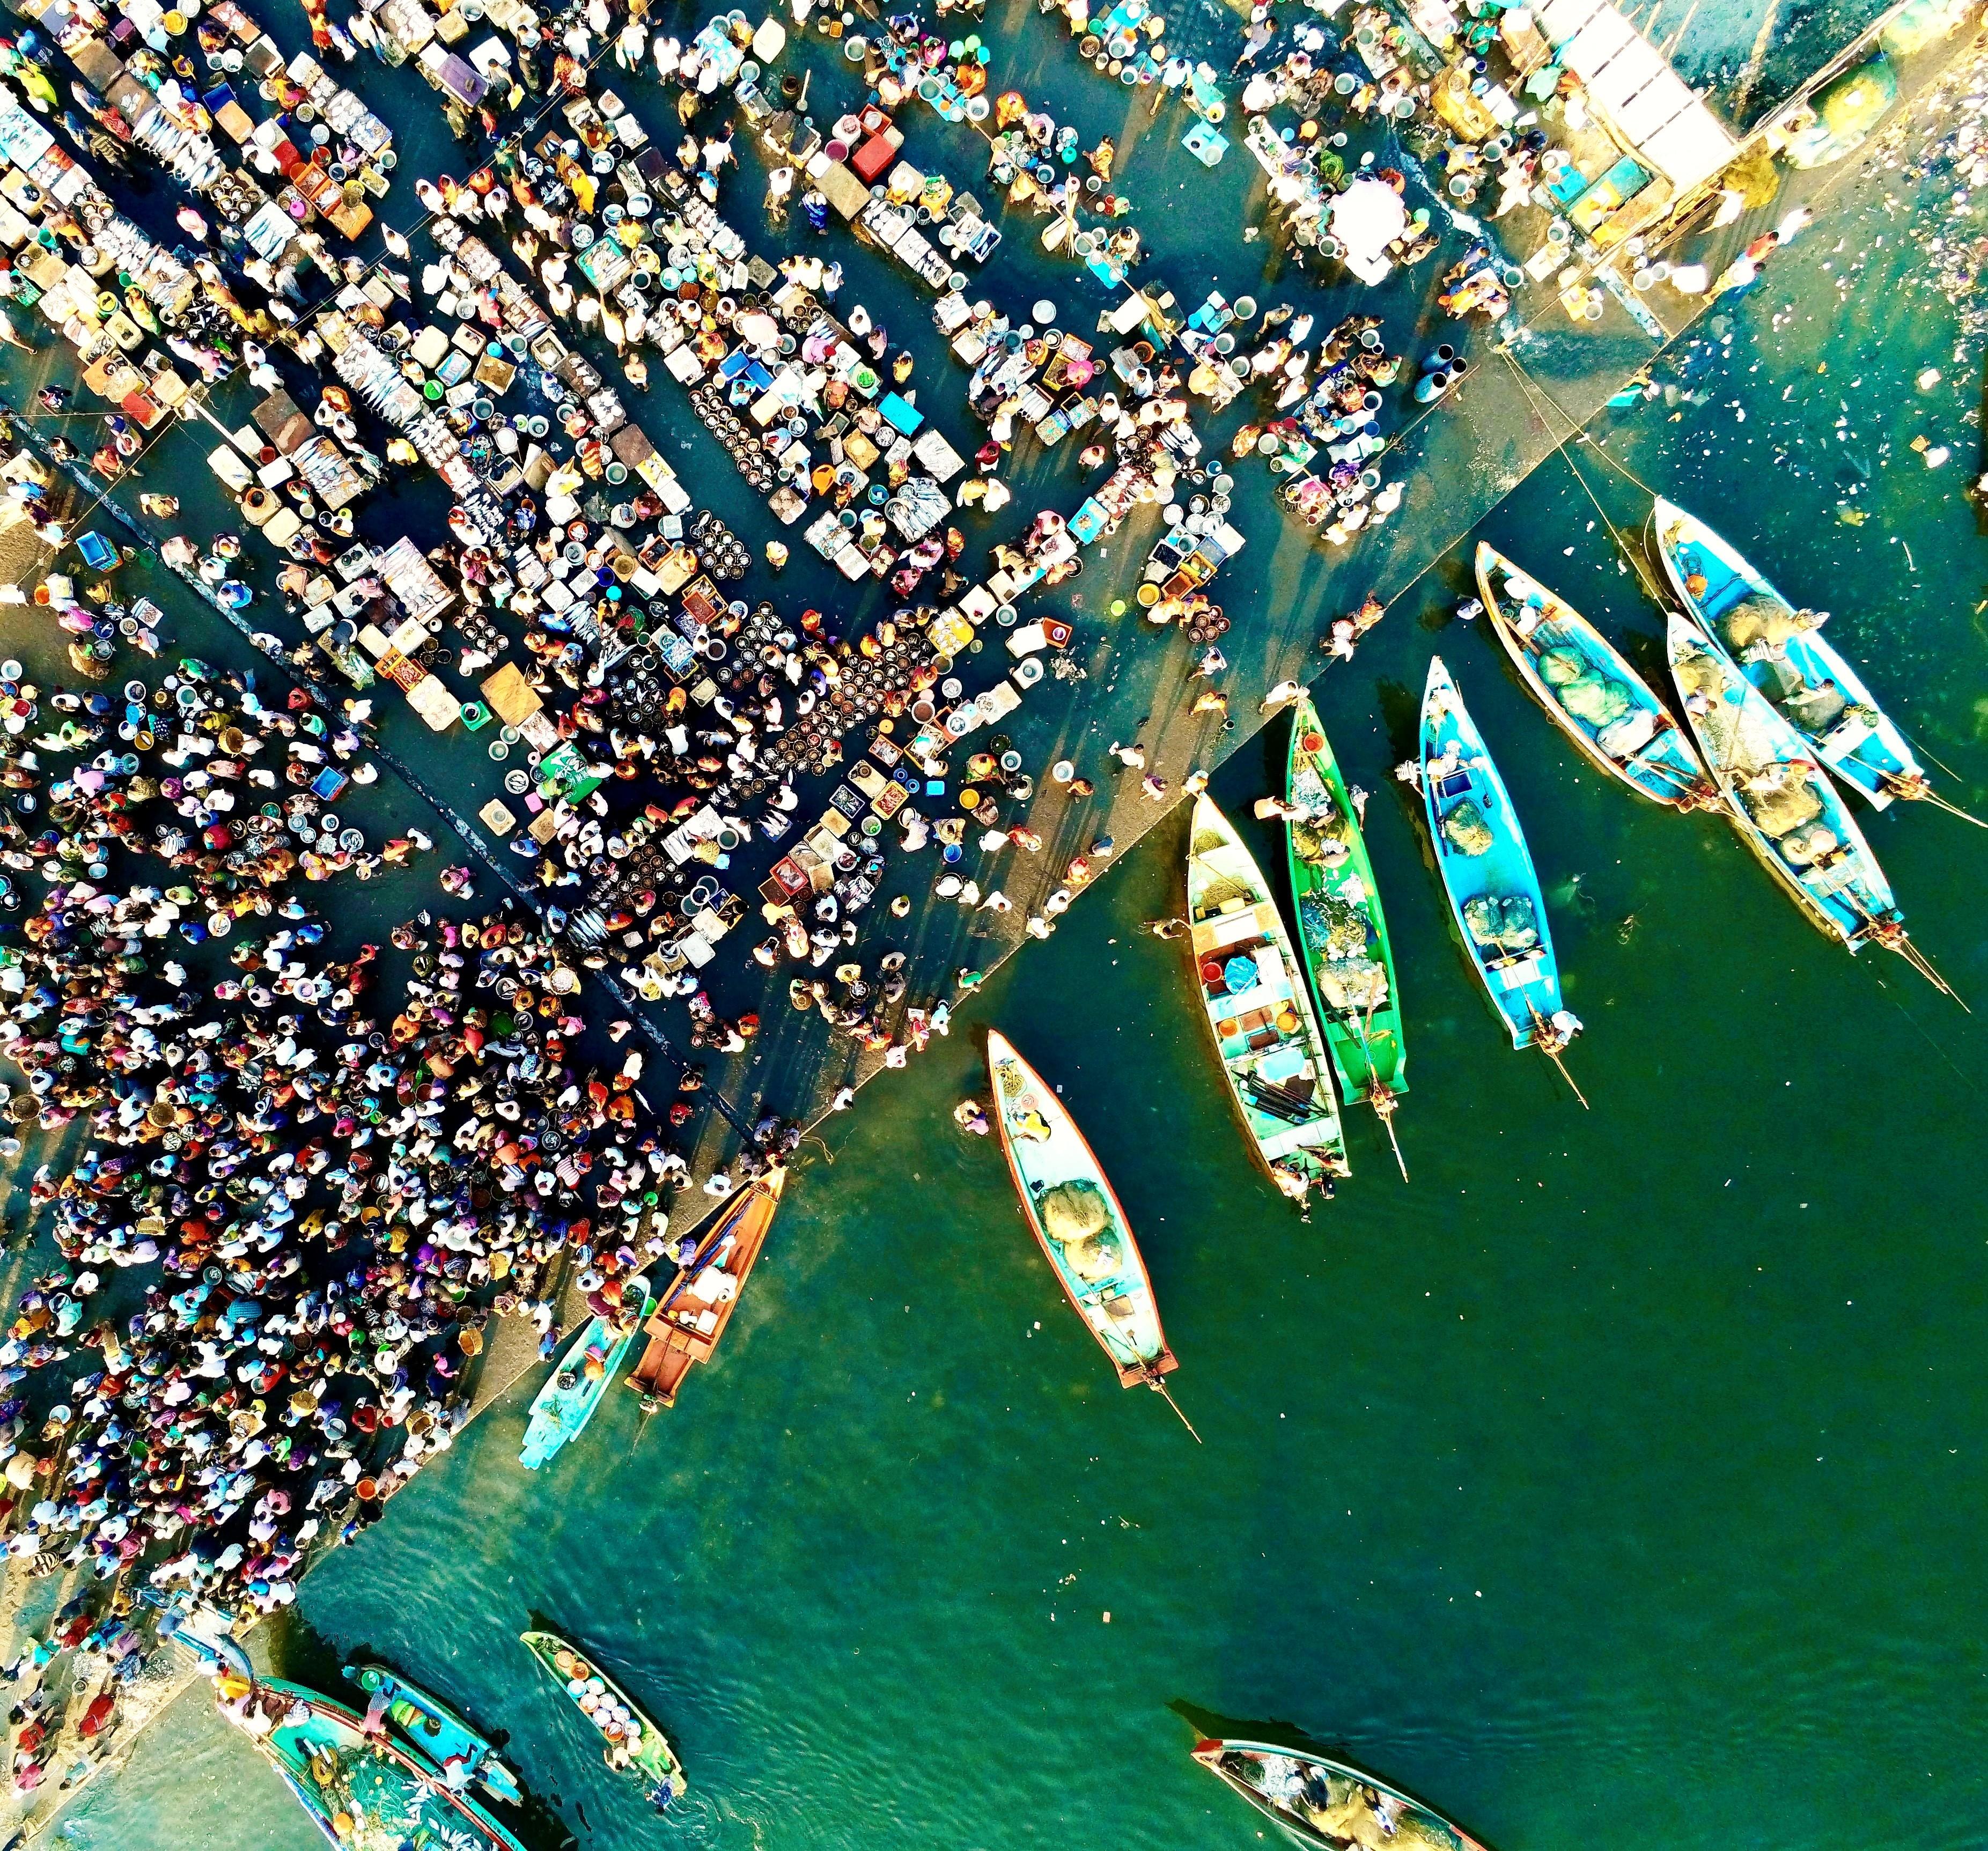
(1596, 709, 1659, 758)
(1298, 890, 1369, 960)
(1538, 646, 1586, 685)
(1720, 594, 1824, 653)
(1196, 874, 1255, 912)
(1319, 956, 1388, 1013)
(1290, 815, 1350, 866)
(1559, 672, 1631, 727)
(1735, 762, 1822, 837)
(1462, 893, 1539, 952)
(1290, 764, 1331, 812)
(1440, 801, 1495, 856)
(1038, 1178, 1110, 1244)
(1783, 681, 1850, 735)
(1191, 825, 1229, 856)
(1779, 818, 1841, 866)
(1067, 1229, 1125, 1283)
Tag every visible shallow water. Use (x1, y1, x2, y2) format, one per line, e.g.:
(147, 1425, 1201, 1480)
(40, 37, 1988, 1851)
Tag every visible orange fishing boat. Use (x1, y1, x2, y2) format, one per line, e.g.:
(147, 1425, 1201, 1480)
(626, 1171, 785, 1412)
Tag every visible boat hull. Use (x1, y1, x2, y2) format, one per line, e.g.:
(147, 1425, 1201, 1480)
(519, 1292, 650, 1469)
(1474, 542, 1710, 808)
(1419, 657, 1564, 1050)
(1191, 1738, 1489, 1851)
(1284, 696, 1407, 1103)
(344, 1663, 521, 1806)
(520, 1629, 684, 1805)
(1665, 610, 1899, 948)
(629, 1171, 785, 1409)
(985, 1029, 1176, 1387)
(1186, 793, 1349, 1199)
(240, 1678, 526, 1851)
(1652, 497, 1922, 806)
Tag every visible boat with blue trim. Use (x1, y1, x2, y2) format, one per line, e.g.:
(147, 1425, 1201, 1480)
(1652, 497, 1931, 810)
(1419, 657, 1586, 1097)
(342, 1662, 522, 1806)
(1475, 542, 1717, 810)
(518, 1280, 651, 1470)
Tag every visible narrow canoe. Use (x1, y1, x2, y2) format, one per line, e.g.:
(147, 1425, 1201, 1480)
(1419, 656, 1566, 1051)
(228, 1677, 527, 1851)
(342, 1662, 522, 1806)
(1652, 496, 1925, 807)
(519, 1289, 652, 1471)
(520, 1629, 684, 1812)
(1667, 610, 1903, 949)
(627, 1170, 785, 1411)
(985, 1029, 1177, 1389)
(1284, 694, 1408, 1109)
(1186, 793, 1349, 1203)
(1475, 541, 1715, 810)
(1191, 1738, 1490, 1851)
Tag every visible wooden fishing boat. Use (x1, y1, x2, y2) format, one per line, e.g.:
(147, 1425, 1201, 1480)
(1667, 610, 1909, 953)
(1186, 793, 1350, 1204)
(1651, 496, 1929, 809)
(520, 1630, 685, 1812)
(228, 1676, 527, 1851)
(1474, 541, 1715, 809)
(627, 1170, 785, 1412)
(985, 1029, 1177, 1390)
(518, 1286, 652, 1471)
(1283, 696, 1408, 1142)
(1419, 658, 1584, 1089)
(342, 1662, 522, 1806)
(1191, 1738, 1490, 1851)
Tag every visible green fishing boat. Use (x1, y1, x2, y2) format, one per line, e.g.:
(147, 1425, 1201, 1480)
(1283, 695, 1408, 1176)
(519, 1629, 684, 1813)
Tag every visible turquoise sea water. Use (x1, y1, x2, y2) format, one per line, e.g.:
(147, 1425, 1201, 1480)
(51, 61, 1988, 1851)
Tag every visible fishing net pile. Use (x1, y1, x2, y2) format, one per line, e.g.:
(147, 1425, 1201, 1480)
(1675, 650, 1842, 865)
(1290, 814, 1351, 867)
(1037, 1180, 1123, 1282)
(1195, 873, 1256, 913)
(1298, 892, 1387, 1012)
(293, 1744, 456, 1850)
(1540, 646, 1631, 729)
(1462, 894, 1540, 954)
(1234, 1756, 1459, 1851)
(1440, 801, 1495, 856)
(1719, 594, 1825, 653)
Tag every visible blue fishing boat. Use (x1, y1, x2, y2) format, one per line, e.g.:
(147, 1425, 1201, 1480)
(519, 1285, 651, 1471)
(223, 1676, 526, 1851)
(1665, 613, 1956, 1001)
(1651, 497, 1933, 810)
(1475, 542, 1718, 810)
(343, 1663, 522, 1806)
(1419, 658, 1586, 1097)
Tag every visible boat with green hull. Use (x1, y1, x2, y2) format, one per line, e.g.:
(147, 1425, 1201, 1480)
(1192, 1738, 1491, 1851)
(520, 1629, 685, 1812)
(343, 1662, 522, 1806)
(1420, 657, 1586, 1100)
(1186, 793, 1350, 1205)
(225, 1676, 526, 1851)
(1283, 695, 1408, 1175)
